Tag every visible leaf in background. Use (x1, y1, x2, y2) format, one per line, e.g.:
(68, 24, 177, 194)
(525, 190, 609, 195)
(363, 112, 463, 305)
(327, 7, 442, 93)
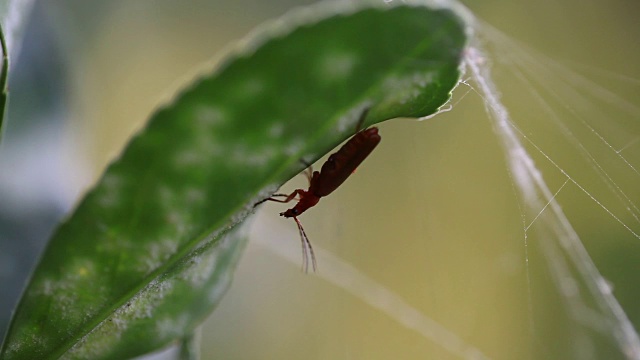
(0, 1, 468, 359)
(0, 0, 38, 139)
(0, 24, 7, 139)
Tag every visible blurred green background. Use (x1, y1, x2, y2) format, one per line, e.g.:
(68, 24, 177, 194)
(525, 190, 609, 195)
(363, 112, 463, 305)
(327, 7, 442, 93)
(0, 0, 639, 359)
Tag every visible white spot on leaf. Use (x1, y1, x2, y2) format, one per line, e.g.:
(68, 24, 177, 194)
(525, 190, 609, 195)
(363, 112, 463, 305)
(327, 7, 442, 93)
(173, 131, 224, 169)
(173, 149, 206, 168)
(156, 313, 190, 339)
(238, 78, 265, 97)
(336, 101, 373, 133)
(62, 279, 177, 359)
(318, 50, 359, 83)
(284, 138, 305, 156)
(137, 238, 180, 275)
(97, 173, 125, 208)
(181, 254, 217, 287)
(194, 105, 225, 128)
(268, 123, 285, 138)
(185, 187, 206, 204)
(232, 144, 277, 168)
(380, 71, 436, 106)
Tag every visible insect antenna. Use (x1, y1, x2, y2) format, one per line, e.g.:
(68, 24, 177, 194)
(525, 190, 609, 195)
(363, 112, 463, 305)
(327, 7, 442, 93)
(293, 216, 317, 272)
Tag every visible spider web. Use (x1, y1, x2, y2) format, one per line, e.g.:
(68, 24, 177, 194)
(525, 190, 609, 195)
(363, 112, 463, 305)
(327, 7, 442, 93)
(464, 23, 640, 358)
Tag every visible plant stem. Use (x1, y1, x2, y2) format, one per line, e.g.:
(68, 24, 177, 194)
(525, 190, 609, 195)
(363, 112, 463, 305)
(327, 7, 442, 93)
(178, 328, 201, 360)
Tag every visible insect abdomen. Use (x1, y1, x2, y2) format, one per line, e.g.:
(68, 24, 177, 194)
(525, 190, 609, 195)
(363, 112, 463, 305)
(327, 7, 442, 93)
(312, 127, 381, 197)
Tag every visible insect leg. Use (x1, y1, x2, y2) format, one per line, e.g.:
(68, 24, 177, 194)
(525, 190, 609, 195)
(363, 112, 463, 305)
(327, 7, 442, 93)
(296, 159, 314, 184)
(354, 106, 371, 133)
(303, 166, 314, 183)
(267, 193, 292, 199)
(253, 189, 305, 206)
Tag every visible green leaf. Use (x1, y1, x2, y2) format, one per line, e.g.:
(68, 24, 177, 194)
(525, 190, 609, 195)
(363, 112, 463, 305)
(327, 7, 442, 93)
(0, 0, 36, 140)
(0, 23, 8, 139)
(0, 2, 468, 359)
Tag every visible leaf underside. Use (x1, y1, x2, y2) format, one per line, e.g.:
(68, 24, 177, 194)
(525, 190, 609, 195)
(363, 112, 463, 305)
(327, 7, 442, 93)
(0, 2, 467, 359)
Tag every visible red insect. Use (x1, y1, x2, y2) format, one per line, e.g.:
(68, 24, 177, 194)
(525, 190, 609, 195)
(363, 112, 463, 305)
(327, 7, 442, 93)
(255, 108, 381, 271)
